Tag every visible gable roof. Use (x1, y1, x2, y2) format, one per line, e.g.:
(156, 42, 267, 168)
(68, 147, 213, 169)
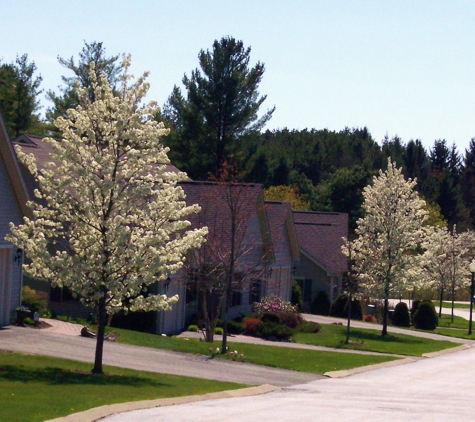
(0, 115, 31, 218)
(12, 134, 185, 176)
(293, 210, 348, 277)
(180, 181, 273, 262)
(265, 201, 300, 262)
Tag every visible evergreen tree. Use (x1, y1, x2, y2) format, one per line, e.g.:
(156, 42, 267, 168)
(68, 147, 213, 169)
(163, 36, 275, 179)
(461, 139, 475, 229)
(46, 41, 123, 134)
(0, 54, 43, 137)
(430, 140, 464, 227)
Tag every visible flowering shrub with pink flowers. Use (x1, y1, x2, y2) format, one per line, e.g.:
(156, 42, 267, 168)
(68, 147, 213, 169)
(255, 295, 300, 317)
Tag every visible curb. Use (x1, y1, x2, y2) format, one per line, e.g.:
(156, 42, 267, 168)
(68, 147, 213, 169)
(422, 343, 472, 358)
(44, 384, 280, 422)
(324, 358, 416, 378)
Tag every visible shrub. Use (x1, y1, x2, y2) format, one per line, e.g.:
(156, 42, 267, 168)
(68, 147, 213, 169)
(188, 324, 199, 332)
(259, 321, 293, 340)
(363, 314, 377, 323)
(393, 302, 410, 327)
(330, 294, 347, 318)
(411, 300, 421, 321)
(255, 295, 299, 315)
(412, 300, 438, 330)
(227, 320, 244, 335)
(279, 311, 302, 329)
(23, 317, 35, 326)
(261, 312, 281, 324)
(214, 327, 223, 335)
(243, 317, 263, 336)
(21, 286, 48, 317)
(291, 279, 303, 310)
(311, 290, 331, 316)
(296, 320, 321, 333)
(350, 299, 363, 320)
(329, 294, 363, 320)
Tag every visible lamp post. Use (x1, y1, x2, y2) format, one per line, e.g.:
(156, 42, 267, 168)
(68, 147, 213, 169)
(469, 260, 475, 335)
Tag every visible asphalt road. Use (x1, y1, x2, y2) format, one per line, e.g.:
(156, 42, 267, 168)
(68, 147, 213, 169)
(103, 343, 475, 422)
(0, 325, 322, 387)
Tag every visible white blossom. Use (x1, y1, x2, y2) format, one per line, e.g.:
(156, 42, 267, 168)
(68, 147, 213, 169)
(6, 58, 207, 373)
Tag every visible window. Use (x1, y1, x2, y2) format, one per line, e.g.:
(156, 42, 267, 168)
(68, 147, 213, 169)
(231, 290, 242, 307)
(249, 279, 261, 304)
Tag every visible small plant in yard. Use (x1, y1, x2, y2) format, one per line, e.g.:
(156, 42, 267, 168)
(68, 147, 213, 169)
(363, 314, 377, 323)
(311, 290, 331, 316)
(21, 286, 48, 317)
(413, 300, 438, 330)
(215, 327, 223, 335)
(188, 324, 200, 332)
(393, 302, 410, 327)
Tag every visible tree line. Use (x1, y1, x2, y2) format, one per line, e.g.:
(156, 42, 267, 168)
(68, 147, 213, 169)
(2, 38, 475, 232)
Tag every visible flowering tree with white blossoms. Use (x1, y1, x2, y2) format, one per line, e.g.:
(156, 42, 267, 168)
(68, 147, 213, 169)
(7, 58, 208, 374)
(352, 158, 428, 336)
(421, 225, 469, 319)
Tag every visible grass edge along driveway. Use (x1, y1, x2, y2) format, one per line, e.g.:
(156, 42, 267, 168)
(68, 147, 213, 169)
(113, 327, 399, 374)
(0, 352, 247, 422)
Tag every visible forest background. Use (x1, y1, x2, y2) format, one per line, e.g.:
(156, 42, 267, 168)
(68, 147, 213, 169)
(2, 40, 475, 236)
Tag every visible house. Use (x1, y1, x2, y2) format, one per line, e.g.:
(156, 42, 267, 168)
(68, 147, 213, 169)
(264, 201, 300, 302)
(0, 114, 31, 327)
(12, 134, 188, 322)
(292, 210, 348, 310)
(10, 132, 348, 333)
(156, 184, 302, 334)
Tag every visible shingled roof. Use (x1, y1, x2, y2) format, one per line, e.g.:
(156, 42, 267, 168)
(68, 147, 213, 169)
(293, 211, 348, 277)
(265, 201, 299, 261)
(180, 181, 272, 262)
(13, 134, 184, 175)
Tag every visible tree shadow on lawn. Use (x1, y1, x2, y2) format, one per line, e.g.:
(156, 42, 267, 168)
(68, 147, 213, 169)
(0, 365, 168, 387)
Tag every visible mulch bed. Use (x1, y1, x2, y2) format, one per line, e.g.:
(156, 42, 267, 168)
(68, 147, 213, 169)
(25, 321, 52, 329)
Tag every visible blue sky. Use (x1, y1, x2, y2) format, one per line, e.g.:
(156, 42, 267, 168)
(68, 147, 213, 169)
(2, 0, 475, 153)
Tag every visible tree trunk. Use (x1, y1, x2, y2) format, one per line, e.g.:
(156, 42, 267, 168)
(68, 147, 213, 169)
(439, 288, 444, 318)
(451, 286, 455, 323)
(382, 279, 390, 336)
(92, 299, 106, 374)
(345, 293, 352, 344)
(221, 290, 229, 353)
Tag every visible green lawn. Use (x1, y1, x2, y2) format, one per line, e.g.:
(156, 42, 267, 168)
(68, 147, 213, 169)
(432, 327, 475, 340)
(0, 352, 246, 422)
(439, 301, 471, 309)
(113, 327, 398, 374)
(437, 314, 470, 329)
(293, 324, 458, 356)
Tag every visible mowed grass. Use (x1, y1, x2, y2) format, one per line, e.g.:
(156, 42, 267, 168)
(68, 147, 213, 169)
(0, 351, 246, 422)
(113, 327, 398, 374)
(293, 324, 459, 356)
(440, 301, 471, 309)
(437, 314, 471, 329)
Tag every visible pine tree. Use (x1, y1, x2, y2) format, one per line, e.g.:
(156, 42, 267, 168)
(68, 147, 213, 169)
(163, 36, 274, 179)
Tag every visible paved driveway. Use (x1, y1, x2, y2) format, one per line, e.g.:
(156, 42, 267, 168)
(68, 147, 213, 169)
(0, 324, 322, 387)
(103, 344, 475, 422)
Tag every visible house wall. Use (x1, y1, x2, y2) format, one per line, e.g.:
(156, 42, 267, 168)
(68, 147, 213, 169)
(158, 278, 186, 335)
(294, 254, 334, 311)
(0, 156, 23, 326)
